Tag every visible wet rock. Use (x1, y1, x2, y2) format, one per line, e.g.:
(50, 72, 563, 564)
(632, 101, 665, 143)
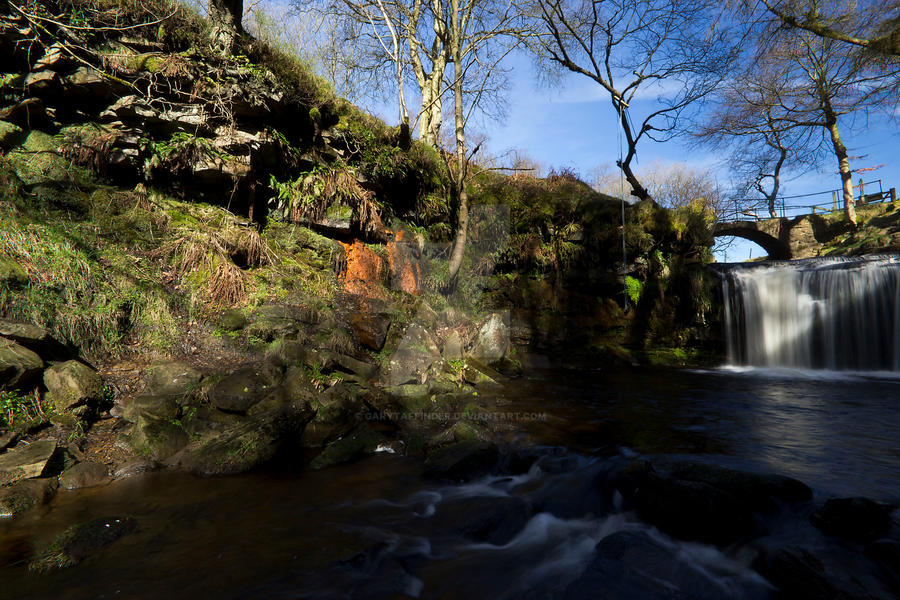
(59, 461, 108, 490)
(754, 546, 850, 600)
(384, 384, 430, 401)
(614, 460, 755, 546)
(28, 516, 137, 572)
(469, 313, 509, 365)
(441, 330, 463, 361)
(434, 495, 530, 545)
(208, 365, 279, 413)
(424, 440, 500, 482)
(126, 415, 189, 462)
(145, 360, 202, 400)
(0, 337, 43, 390)
(566, 530, 771, 600)
(112, 458, 158, 479)
(43, 360, 103, 415)
(0, 439, 58, 485)
(810, 497, 893, 543)
(0, 477, 58, 518)
(178, 406, 305, 475)
(348, 311, 391, 351)
(666, 461, 812, 508)
(219, 308, 248, 331)
(310, 424, 385, 469)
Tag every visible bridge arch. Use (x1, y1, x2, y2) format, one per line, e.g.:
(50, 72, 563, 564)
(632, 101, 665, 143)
(713, 222, 792, 260)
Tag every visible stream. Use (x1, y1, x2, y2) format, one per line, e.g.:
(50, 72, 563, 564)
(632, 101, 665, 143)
(2, 366, 900, 599)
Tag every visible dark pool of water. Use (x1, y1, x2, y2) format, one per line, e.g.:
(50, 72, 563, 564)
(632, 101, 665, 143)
(2, 366, 900, 599)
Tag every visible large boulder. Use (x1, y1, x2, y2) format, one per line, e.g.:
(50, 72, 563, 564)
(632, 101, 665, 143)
(0, 337, 43, 390)
(126, 415, 190, 462)
(384, 324, 441, 386)
(208, 364, 280, 414)
(348, 311, 391, 351)
(469, 313, 509, 365)
(59, 461, 109, 490)
(0, 477, 58, 518)
(302, 382, 362, 447)
(0, 439, 58, 485)
(178, 404, 307, 475)
(0, 319, 50, 351)
(144, 360, 202, 400)
(423, 440, 500, 482)
(309, 424, 385, 469)
(43, 360, 103, 415)
(28, 516, 137, 572)
(666, 461, 812, 508)
(810, 497, 893, 543)
(614, 461, 756, 546)
(433, 495, 531, 545)
(121, 395, 179, 423)
(565, 530, 770, 600)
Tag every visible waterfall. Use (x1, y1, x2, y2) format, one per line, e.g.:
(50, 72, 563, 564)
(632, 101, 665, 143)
(716, 255, 900, 370)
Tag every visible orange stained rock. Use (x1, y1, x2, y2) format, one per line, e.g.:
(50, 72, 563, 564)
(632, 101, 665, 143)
(339, 240, 389, 300)
(387, 230, 422, 296)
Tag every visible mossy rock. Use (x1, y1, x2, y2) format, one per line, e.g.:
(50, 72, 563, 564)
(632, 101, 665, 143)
(310, 424, 385, 469)
(0, 120, 26, 149)
(219, 308, 249, 331)
(29, 516, 137, 573)
(0, 478, 58, 518)
(126, 415, 190, 462)
(7, 130, 86, 187)
(43, 360, 104, 414)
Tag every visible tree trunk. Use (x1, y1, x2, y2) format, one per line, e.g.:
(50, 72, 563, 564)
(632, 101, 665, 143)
(767, 147, 787, 219)
(445, 0, 466, 289)
(208, 0, 243, 55)
(825, 116, 856, 226)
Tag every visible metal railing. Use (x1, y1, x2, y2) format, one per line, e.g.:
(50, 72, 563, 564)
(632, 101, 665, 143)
(719, 179, 897, 223)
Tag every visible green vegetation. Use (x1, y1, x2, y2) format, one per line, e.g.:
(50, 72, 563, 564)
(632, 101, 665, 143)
(0, 389, 49, 429)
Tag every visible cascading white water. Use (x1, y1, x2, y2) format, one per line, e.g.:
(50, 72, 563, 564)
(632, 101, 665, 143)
(718, 255, 900, 370)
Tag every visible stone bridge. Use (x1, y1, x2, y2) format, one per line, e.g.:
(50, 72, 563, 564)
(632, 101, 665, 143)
(713, 214, 841, 260)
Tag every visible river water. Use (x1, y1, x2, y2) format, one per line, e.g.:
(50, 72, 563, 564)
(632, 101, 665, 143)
(2, 365, 900, 599)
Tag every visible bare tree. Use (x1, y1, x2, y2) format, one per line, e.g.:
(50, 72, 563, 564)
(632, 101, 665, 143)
(718, 31, 897, 226)
(442, 0, 524, 286)
(758, 0, 900, 57)
(527, 0, 735, 203)
(696, 64, 827, 218)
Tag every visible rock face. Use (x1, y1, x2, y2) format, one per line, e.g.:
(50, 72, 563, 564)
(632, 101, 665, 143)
(43, 360, 103, 415)
(469, 313, 509, 365)
(348, 311, 391, 351)
(0, 337, 43, 390)
(0, 439, 58, 485)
